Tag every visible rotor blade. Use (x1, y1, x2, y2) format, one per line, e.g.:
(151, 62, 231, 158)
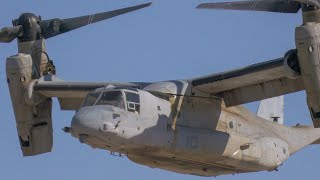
(197, 0, 301, 13)
(40, 2, 152, 39)
(0, 25, 22, 43)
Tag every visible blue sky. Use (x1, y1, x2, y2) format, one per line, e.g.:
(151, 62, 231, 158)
(0, 0, 318, 179)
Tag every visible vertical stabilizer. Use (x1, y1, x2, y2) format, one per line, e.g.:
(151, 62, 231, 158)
(257, 96, 284, 124)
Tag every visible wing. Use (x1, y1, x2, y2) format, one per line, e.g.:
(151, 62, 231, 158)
(190, 56, 304, 107)
(33, 75, 150, 110)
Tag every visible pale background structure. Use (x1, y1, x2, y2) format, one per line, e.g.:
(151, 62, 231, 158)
(0, 0, 318, 179)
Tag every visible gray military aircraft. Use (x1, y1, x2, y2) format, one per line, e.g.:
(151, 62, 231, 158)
(2, 0, 320, 177)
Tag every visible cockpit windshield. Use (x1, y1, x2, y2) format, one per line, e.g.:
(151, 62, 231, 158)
(96, 91, 125, 110)
(82, 92, 101, 107)
(82, 90, 140, 112)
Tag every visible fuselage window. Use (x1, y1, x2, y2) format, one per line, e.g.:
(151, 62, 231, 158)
(82, 92, 101, 107)
(125, 92, 140, 113)
(96, 91, 125, 110)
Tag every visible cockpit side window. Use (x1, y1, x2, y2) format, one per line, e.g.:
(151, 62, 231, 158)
(125, 92, 140, 113)
(96, 91, 125, 110)
(82, 92, 101, 107)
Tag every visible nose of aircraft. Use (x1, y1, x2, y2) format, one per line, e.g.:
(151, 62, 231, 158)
(71, 107, 103, 139)
(71, 106, 122, 145)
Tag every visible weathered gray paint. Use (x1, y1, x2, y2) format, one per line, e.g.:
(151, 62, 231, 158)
(4, 1, 320, 177)
(69, 86, 320, 176)
(6, 54, 53, 156)
(295, 20, 320, 127)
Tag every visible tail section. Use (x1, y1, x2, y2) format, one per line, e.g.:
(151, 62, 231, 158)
(257, 96, 320, 154)
(257, 96, 284, 124)
(283, 126, 320, 155)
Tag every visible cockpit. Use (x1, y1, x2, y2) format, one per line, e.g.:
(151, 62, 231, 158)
(82, 89, 140, 113)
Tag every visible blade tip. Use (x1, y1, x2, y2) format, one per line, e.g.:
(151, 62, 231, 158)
(196, 3, 209, 9)
(140, 2, 152, 8)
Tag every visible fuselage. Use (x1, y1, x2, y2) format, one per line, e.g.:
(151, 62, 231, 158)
(70, 83, 318, 177)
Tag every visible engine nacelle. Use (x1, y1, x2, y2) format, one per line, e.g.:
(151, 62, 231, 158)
(6, 53, 53, 156)
(296, 23, 320, 127)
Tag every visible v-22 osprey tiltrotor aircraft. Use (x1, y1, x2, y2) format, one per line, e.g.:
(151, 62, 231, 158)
(2, 1, 320, 177)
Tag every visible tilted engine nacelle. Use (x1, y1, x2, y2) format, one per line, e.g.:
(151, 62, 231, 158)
(6, 53, 53, 156)
(296, 23, 320, 127)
